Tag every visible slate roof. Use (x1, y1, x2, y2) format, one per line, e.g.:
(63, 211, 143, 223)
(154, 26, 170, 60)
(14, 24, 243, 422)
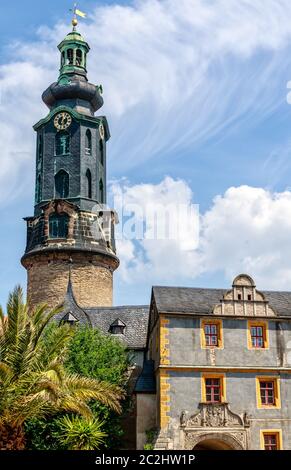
(56, 279, 291, 356)
(152, 286, 291, 318)
(54, 279, 92, 326)
(55, 279, 149, 350)
(85, 306, 149, 349)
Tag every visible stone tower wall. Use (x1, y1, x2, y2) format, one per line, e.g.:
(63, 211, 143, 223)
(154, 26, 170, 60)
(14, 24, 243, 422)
(22, 251, 118, 309)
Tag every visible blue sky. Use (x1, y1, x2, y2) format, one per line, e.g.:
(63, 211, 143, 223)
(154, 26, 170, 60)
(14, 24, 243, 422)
(2, 0, 291, 308)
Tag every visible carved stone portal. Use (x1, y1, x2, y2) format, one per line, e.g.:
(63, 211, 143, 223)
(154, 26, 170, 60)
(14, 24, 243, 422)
(182, 403, 249, 450)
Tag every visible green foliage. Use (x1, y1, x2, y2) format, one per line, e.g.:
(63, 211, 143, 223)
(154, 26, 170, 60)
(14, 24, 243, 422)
(24, 415, 67, 451)
(65, 327, 132, 449)
(26, 325, 132, 450)
(143, 428, 158, 450)
(65, 326, 131, 384)
(0, 287, 122, 450)
(56, 415, 106, 450)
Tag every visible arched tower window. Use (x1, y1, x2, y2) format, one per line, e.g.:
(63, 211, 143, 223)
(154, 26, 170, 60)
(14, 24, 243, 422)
(99, 140, 104, 165)
(36, 174, 42, 203)
(76, 49, 83, 66)
(85, 129, 92, 155)
(55, 132, 70, 156)
(55, 170, 69, 199)
(38, 134, 43, 159)
(86, 169, 92, 199)
(61, 51, 65, 67)
(99, 179, 104, 203)
(67, 49, 74, 65)
(49, 213, 69, 239)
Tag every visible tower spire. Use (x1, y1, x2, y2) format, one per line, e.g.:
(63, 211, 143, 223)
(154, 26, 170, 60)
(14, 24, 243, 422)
(22, 11, 119, 311)
(70, 3, 87, 31)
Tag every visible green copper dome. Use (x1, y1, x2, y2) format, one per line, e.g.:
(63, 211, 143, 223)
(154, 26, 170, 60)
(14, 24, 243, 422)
(58, 30, 89, 50)
(57, 29, 90, 83)
(42, 28, 103, 115)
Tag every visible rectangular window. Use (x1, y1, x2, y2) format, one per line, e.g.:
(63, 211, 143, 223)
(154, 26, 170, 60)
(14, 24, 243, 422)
(264, 434, 278, 450)
(205, 324, 218, 346)
(205, 378, 221, 403)
(261, 431, 282, 450)
(201, 319, 223, 349)
(260, 381, 275, 405)
(256, 377, 281, 409)
(248, 321, 268, 349)
(202, 374, 225, 403)
(251, 326, 264, 348)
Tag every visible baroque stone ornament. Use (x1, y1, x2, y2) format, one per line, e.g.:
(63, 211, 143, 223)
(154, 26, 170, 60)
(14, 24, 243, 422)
(180, 410, 187, 427)
(182, 403, 249, 450)
(186, 403, 244, 428)
(212, 274, 277, 317)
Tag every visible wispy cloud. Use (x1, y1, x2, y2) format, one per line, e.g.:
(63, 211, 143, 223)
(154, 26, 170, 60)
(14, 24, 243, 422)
(2, 1, 291, 203)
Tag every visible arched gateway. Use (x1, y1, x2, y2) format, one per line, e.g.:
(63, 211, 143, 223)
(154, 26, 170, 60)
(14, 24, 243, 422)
(181, 403, 249, 450)
(191, 433, 244, 450)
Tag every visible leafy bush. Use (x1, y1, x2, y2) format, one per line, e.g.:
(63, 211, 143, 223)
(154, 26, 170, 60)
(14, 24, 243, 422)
(143, 428, 158, 450)
(25, 325, 132, 449)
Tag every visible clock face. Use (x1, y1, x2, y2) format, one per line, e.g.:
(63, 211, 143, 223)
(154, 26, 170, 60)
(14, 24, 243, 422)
(54, 112, 72, 130)
(99, 123, 105, 140)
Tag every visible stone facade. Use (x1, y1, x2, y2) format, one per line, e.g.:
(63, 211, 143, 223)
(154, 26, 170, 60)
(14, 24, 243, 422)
(22, 251, 117, 309)
(136, 274, 291, 450)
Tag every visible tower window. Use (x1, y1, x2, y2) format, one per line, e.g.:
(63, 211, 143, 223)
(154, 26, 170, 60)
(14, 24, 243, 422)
(38, 134, 43, 159)
(99, 140, 104, 165)
(36, 174, 42, 204)
(55, 170, 69, 199)
(76, 49, 82, 66)
(61, 51, 65, 67)
(55, 132, 70, 156)
(86, 169, 92, 199)
(49, 213, 69, 239)
(238, 293, 242, 300)
(99, 179, 104, 203)
(67, 49, 74, 65)
(85, 129, 92, 155)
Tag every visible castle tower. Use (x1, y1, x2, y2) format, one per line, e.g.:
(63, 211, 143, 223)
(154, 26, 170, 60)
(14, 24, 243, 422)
(21, 22, 119, 309)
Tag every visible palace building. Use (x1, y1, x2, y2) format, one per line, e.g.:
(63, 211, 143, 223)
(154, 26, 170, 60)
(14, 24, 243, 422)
(135, 275, 291, 450)
(21, 22, 291, 451)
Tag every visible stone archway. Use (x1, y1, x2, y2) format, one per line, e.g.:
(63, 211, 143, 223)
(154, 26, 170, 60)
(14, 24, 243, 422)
(192, 433, 243, 450)
(185, 432, 245, 450)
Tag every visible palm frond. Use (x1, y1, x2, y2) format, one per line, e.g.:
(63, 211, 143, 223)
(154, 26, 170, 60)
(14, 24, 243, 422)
(63, 374, 123, 413)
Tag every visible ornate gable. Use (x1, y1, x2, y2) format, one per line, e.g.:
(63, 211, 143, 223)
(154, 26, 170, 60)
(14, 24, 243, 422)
(213, 274, 276, 317)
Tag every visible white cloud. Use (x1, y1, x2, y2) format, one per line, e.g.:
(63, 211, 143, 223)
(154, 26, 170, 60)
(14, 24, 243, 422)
(2, 1, 291, 203)
(113, 178, 291, 290)
(199, 185, 291, 288)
